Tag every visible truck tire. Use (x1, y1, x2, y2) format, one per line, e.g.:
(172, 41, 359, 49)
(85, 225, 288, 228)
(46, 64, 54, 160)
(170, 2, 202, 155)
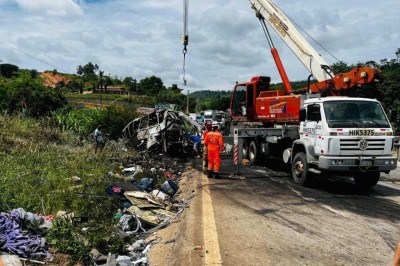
(249, 141, 257, 164)
(242, 140, 249, 159)
(354, 172, 380, 189)
(291, 152, 313, 186)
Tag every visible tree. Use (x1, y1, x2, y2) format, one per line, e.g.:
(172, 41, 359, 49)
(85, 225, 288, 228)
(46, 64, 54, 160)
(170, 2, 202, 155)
(30, 69, 39, 79)
(123, 76, 136, 93)
(76, 62, 99, 92)
(377, 61, 400, 112)
(330, 61, 354, 74)
(208, 95, 230, 111)
(66, 78, 84, 93)
(104, 75, 113, 91)
(365, 61, 379, 68)
(157, 86, 186, 108)
(99, 71, 104, 93)
(137, 76, 165, 96)
(0, 63, 19, 78)
(76, 62, 99, 78)
(169, 84, 182, 93)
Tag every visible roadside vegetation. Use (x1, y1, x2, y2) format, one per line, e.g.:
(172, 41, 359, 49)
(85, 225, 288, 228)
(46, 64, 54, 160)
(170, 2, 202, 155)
(0, 113, 139, 264)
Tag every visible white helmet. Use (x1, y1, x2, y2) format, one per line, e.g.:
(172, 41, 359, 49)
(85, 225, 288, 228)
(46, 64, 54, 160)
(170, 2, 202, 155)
(211, 121, 219, 128)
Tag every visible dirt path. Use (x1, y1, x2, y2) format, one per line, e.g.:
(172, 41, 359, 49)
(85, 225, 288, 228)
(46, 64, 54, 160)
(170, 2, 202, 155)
(148, 168, 204, 266)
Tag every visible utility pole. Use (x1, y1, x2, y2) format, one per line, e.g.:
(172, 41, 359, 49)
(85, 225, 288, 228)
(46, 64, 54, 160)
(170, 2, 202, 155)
(186, 90, 189, 114)
(396, 48, 400, 63)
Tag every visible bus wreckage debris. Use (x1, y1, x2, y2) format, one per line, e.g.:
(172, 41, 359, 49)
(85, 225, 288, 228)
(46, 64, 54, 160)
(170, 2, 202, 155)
(122, 109, 202, 153)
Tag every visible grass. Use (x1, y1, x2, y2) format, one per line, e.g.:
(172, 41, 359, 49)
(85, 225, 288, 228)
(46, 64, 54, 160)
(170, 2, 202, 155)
(0, 112, 181, 264)
(0, 113, 139, 215)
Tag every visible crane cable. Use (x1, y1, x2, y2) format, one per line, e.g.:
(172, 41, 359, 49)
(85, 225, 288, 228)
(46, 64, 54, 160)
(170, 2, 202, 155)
(182, 0, 189, 86)
(258, 17, 275, 50)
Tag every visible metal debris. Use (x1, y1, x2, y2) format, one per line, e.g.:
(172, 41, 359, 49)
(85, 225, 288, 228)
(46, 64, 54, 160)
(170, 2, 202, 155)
(122, 109, 202, 153)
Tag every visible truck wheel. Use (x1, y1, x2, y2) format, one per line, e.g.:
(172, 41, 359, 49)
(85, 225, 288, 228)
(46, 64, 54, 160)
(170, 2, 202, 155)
(354, 172, 380, 189)
(242, 140, 249, 159)
(292, 152, 312, 186)
(249, 141, 257, 164)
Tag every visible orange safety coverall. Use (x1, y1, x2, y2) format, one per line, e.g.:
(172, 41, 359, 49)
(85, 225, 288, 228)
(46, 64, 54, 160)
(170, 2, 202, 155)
(204, 130, 224, 172)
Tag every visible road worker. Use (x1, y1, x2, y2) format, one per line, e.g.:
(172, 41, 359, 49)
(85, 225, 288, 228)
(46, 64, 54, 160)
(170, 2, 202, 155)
(393, 241, 400, 266)
(204, 121, 224, 178)
(202, 122, 212, 174)
(94, 125, 106, 153)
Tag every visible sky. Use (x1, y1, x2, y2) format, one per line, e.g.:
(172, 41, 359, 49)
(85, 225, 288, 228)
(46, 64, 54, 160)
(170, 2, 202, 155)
(0, 0, 399, 92)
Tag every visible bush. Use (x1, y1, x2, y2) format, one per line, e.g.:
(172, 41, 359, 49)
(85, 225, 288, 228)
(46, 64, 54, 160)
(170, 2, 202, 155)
(91, 105, 139, 140)
(7, 86, 67, 117)
(0, 63, 19, 78)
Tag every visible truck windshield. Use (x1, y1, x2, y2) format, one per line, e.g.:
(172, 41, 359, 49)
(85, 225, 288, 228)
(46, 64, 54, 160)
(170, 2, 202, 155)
(323, 100, 390, 128)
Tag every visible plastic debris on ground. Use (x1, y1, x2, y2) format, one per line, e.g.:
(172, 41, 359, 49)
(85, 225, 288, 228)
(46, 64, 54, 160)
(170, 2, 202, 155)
(79, 149, 191, 265)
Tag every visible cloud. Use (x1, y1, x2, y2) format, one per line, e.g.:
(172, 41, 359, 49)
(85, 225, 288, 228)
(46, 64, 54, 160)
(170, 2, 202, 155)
(15, 0, 83, 16)
(0, 0, 399, 92)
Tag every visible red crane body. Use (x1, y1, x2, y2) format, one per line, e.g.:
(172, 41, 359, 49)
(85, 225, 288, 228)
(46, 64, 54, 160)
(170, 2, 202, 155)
(229, 0, 382, 125)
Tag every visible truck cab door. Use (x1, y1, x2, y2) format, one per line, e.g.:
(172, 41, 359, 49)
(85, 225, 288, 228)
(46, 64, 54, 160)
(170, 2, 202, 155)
(230, 84, 247, 121)
(303, 104, 322, 151)
(246, 84, 257, 120)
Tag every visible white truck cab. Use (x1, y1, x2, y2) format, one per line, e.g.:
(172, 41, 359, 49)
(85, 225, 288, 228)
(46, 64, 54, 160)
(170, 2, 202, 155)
(203, 110, 215, 124)
(291, 97, 397, 187)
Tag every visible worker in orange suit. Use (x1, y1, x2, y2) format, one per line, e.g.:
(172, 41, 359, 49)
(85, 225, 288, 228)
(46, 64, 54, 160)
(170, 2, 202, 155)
(202, 122, 212, 174)
(204, 121, 224, 178)
(393, 241, 400, 266)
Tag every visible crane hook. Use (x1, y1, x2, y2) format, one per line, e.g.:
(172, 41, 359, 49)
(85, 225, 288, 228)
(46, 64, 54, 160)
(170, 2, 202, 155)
(182, 0, 189, 86)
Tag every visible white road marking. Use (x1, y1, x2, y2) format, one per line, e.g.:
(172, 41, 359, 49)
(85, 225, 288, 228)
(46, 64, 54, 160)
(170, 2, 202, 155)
(202, 174, 223, 265)
(319, 204, 349, 218)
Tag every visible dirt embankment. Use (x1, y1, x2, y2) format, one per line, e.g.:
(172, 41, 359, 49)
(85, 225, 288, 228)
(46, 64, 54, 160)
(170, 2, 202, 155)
(40, 72, 71, 88)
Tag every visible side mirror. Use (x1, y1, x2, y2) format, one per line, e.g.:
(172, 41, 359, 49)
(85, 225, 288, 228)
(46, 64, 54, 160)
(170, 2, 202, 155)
(391, 110, 398, 123)
(299, 109, 306, 121)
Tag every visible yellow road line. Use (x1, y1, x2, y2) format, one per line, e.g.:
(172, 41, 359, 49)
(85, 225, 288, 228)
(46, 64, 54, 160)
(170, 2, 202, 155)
(202, 174, 222, 265)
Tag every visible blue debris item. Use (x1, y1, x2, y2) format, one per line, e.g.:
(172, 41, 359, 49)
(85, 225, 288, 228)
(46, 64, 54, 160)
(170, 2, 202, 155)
(159, 179, 179, 197)
(132, 181, 145, 192)
(133, 178, 154, 192)
(139, 178, 154, 192)
(0, 208, 49, 259)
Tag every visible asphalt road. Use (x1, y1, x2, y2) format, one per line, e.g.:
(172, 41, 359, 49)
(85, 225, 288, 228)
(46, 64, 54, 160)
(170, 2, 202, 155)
(201, 156, 400, 265)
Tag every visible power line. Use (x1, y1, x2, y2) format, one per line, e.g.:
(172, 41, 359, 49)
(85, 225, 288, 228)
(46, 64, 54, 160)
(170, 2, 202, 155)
(0, 41, 68, 73)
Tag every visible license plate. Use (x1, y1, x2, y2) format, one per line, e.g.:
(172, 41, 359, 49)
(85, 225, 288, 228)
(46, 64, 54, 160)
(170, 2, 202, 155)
(360, 160, 373, 167)
(349, 129, 375, 136)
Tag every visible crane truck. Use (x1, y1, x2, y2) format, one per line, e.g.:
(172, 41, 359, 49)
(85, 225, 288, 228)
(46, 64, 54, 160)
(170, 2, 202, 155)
(224, 0, 397, 188)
